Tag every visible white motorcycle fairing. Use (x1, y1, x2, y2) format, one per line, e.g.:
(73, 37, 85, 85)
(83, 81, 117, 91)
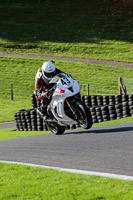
(49, 73, 81, 126)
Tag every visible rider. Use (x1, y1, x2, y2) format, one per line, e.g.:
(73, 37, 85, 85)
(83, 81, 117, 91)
(34, 60, 64, 115)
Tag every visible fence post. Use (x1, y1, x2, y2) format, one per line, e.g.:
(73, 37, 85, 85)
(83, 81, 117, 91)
(118, 77, 122, 95)
(124, 85, 127, 94)
(118, 77, 126, 95)
(87, 84, 89, 95)
(11, 84, 13, 100)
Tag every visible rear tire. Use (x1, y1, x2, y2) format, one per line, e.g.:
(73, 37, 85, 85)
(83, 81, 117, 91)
(47, 122, 65, 135)
(75, 101, 93, 129)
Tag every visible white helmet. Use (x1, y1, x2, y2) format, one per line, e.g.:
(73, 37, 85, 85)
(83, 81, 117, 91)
(42, 61, 56, 81)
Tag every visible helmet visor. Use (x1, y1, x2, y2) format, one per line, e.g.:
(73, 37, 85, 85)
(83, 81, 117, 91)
(44, 71, 56, 78)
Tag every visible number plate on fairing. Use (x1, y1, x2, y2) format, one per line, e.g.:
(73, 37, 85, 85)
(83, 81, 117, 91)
(59, 77, 72, 87)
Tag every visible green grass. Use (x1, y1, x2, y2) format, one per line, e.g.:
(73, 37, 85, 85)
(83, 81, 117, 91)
(0, 162, 133, 200)
(1, 56, 133, 97)
(1, 56, 133, 122)
(0, 99, 32, 122)
(0, 128, 50, 141)
(0, 0, 133, 63)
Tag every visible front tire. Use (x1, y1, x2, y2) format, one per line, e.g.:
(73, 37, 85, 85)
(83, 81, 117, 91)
(47, 122, 66, 135)
(75, 100, 93, 129)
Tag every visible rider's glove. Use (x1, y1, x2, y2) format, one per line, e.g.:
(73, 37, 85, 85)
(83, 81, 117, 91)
(35, 91, 41, 96)
(41, 92, 48, 98)
(34, 90, 46, 99)
(42, 91, 52, 99)
(34, 89, 52, 99)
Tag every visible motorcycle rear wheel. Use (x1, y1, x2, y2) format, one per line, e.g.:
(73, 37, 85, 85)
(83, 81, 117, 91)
(75, 100, 93, 129)
(47, 122, 66, 135)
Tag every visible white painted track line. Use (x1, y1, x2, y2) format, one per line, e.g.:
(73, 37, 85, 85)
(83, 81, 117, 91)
(0, 160, 133, 181)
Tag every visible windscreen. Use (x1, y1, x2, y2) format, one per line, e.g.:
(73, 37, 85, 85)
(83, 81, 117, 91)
(49, 73, 67, 84)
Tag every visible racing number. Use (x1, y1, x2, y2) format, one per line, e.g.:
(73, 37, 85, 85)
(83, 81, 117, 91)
(61, 77, 70, 86)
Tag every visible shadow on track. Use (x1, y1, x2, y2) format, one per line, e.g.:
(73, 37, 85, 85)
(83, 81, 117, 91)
(65, 126, 133, 135)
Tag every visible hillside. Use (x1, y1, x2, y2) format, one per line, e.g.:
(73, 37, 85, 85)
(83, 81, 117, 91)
(1, 56, 133, 100)
(0, 0, 133, 62)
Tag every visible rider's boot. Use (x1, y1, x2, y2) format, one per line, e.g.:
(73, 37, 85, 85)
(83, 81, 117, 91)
(41, 104, 49, 120)
(37, 99, 50, 119)
(37, 104, 47, 116)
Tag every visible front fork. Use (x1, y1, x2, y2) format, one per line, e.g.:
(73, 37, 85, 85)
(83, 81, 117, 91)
(65, 98, 78, 120)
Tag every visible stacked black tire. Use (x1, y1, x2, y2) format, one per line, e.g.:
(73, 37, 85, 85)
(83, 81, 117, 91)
(14, 94, 133, 131)
(14, 109, 49, 131)
(82, 94, 133, 124)
(31, 94, 40, 109)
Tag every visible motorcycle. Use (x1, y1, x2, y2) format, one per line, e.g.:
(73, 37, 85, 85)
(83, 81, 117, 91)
(36, 73, 93, 135)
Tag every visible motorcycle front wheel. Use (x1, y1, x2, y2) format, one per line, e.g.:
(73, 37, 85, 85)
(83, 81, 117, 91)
(75, 100, 93, 129)
(47, 122, 66, 135)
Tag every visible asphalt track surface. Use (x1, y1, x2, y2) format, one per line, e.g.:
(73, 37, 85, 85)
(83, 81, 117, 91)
(0, 121, 16, 129)
(0, 122, 133, 178)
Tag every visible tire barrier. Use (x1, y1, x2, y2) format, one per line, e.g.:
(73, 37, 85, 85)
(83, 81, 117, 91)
(14, 94, 133, 131)
(82, 94, 133, 124)
(14, 109, 49, 131)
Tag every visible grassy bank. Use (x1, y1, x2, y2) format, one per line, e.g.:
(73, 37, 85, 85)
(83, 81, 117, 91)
(0, 162, 133, 200)
(0, 128, 49, 140)
(1, 56, 133, 98)
(0, 99, 31, 122)
(0, 0, 133, 63)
